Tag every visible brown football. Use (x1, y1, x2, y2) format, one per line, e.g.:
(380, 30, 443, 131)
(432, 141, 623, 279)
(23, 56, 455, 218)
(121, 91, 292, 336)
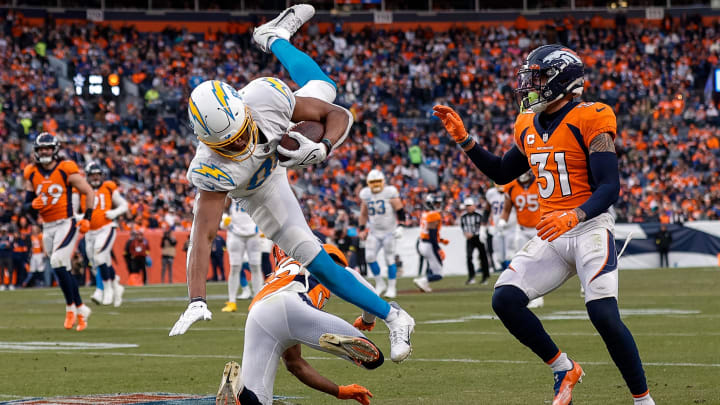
(278, 121, 325, 162)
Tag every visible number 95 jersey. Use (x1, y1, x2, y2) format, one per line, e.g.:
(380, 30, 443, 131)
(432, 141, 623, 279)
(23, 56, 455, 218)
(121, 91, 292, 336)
(359, 185, 399, 234)
(514, 101, 616, 216)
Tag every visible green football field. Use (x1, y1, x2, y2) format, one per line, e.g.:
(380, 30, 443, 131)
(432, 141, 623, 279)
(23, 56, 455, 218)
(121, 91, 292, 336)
(1, 268, 719, 404)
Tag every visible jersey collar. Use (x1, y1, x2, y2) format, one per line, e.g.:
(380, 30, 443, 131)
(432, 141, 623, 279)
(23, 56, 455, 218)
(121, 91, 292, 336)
(533, 101, 579, 143)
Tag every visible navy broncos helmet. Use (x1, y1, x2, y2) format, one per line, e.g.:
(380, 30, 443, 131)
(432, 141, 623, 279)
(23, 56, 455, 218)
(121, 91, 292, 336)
(84, 161, 104, 188)
(424, 194, 443, 211)
(515, 44, 584, 114)
(33, 132, 60, 165)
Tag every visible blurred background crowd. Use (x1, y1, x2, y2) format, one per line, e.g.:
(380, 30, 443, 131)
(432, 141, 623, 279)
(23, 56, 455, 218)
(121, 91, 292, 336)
(0, 9, 719, 246)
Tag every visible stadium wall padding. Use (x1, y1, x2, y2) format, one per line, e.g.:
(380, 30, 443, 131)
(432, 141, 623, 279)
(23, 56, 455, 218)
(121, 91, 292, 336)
(108, 221, 719, 285)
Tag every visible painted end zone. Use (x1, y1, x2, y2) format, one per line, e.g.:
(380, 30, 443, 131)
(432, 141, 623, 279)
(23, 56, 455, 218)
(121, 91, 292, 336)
(3, 393, 304, 405)
(4, 393, 213, 404)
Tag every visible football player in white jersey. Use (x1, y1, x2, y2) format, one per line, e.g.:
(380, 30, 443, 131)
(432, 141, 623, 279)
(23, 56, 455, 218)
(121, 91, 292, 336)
(485, 183, 516, 270)
(169, 4, 414, 364)
(358, 169, 406, 298)
(220, 199, 262, 312)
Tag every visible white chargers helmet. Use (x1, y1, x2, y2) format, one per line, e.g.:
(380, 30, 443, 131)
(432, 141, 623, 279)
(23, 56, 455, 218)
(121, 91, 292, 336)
(188, 80, 259, 162)
(367, 169, 385, 193)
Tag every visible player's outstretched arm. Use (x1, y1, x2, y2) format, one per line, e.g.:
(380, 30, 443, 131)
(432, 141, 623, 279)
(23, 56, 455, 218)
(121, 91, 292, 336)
(433, 105, 529, 184)
(282, 345, 373, 405)
(575, 132, 620, 222)
(169, 189, 226, 336)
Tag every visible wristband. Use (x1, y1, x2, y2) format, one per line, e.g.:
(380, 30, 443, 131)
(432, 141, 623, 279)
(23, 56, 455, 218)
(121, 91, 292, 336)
(190, 296, 206, 303)
(359, 224, 366, 232)
(83, 208, 94, 220)
(459, 136, 474, 148)
(321, 138, 333, 154)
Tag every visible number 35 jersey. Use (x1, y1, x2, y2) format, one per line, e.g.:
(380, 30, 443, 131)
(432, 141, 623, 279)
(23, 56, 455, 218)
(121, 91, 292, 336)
(514, 101, 617, 216)
(23, 160, 79, 223)
(359, 185, 399, 234)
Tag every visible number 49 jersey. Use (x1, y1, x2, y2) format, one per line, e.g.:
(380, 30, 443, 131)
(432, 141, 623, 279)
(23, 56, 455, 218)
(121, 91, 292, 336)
(23, 160, 79, 223)
(514, 101, 616, 216)
(359, 185, 399, 234)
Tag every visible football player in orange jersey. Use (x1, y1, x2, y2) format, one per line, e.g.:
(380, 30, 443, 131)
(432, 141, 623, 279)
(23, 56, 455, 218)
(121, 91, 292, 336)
(499, 170, 544, 308)
(22, 133, 95, 331)
(413, 194, 448, 293)
(22, 224, 47, 287)
(214, 244, 381, 405)
(82, 161, 128, 307)
(434, 45, 653, 405)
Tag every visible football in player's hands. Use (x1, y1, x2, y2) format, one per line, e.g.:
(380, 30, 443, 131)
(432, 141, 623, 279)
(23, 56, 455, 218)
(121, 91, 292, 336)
(278, 121, 325, 163)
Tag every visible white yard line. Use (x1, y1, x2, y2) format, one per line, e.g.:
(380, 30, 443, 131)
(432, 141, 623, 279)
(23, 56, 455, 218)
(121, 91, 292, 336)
(0, 349, 718, 368)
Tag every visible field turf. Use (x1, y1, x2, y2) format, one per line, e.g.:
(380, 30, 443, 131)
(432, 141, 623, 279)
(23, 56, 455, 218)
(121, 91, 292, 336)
(0, 267, 719, 404)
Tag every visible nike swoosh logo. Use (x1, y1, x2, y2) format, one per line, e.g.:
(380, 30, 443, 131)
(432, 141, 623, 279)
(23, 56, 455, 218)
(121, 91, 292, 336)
(596, 107, 606, 112)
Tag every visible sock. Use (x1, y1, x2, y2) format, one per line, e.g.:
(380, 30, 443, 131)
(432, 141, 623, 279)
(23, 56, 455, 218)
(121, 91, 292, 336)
(547, 351, 573, 372)
(237, 387, 261, 405)
(228, 265, 242, 303)
(307, 249, 390, 318)
(587, 297, 648, 396)
(426, 269, 442, 282)
(70, 274, 83, 306)
(239, 263, 249, 288)
(633, 392, 654, 404)
(109, 266, 116, 280)
(54, 267, 75, 305)
(66, 304, 76, 313)
(99, 263, 112, 286)
(369, 261, 381, 277)
(260, 252, 272, 278)
(94, 267, 104, 290)
(270, 39, 335, 88)
(387, 263, 397, 280)
(491, 285, 560, 362)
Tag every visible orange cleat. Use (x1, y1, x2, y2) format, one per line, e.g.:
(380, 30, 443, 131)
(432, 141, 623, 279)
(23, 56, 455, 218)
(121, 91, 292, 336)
(64, 311, 76, 330)
(75, 305, 91, 331)
(552, 359, 584, 405)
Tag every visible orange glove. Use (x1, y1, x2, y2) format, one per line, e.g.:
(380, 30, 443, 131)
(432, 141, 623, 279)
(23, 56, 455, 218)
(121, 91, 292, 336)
(353, 316, 375, 331)
(440, 238, 449, 245)
(337, 384, 373, 405)
(31, 197, 45, 210)
(536, 210, 579, 242)
(77, 219, 91, 234)
(432, 105, 468, 144)
(438, 249, 446, 261)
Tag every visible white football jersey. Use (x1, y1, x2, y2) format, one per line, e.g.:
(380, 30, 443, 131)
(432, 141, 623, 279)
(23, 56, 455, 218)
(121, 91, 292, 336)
(484, 187, 511, 226)
(187, 77, 296, 197)
(228, 199, 258, 236)
(359, 185, 399, 234)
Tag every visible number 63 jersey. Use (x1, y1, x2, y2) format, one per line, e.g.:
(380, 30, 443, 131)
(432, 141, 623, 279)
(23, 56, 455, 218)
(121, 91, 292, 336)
(514, 101, 616, 217)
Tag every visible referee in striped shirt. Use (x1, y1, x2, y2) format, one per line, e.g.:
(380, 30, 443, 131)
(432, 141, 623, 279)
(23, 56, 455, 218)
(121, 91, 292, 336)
(459, 198, 489, 285)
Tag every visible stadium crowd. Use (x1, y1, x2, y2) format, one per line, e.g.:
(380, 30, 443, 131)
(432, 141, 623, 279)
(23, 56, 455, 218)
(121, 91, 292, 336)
(1, 10, 719, 244)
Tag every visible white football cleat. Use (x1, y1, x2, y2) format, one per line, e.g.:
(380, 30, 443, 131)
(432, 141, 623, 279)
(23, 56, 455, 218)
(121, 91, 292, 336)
(216, 361, 243, 405)
(102, 284, 114, 305)
(91, 288, 103, 304)
(527, 297, 544, 309)
(384, 301, 415, 363)
(113, 279, 124, 307)
(374, 277, 386, 296)
(318, 333, 381, 365)
(384, 286, 397, 299)
(252, 4, 315, 53)
(237, 286, 252, 300)
(413, 277, 432, 293)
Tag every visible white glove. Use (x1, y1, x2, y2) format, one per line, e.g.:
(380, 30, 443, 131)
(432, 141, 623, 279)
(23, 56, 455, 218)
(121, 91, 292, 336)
(497, 218, 508, 231)
(169, 301, 212, 336)
(393, 227, 403, 239)
(277, 131, 328, 168)
(479, 225, 487, 244)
